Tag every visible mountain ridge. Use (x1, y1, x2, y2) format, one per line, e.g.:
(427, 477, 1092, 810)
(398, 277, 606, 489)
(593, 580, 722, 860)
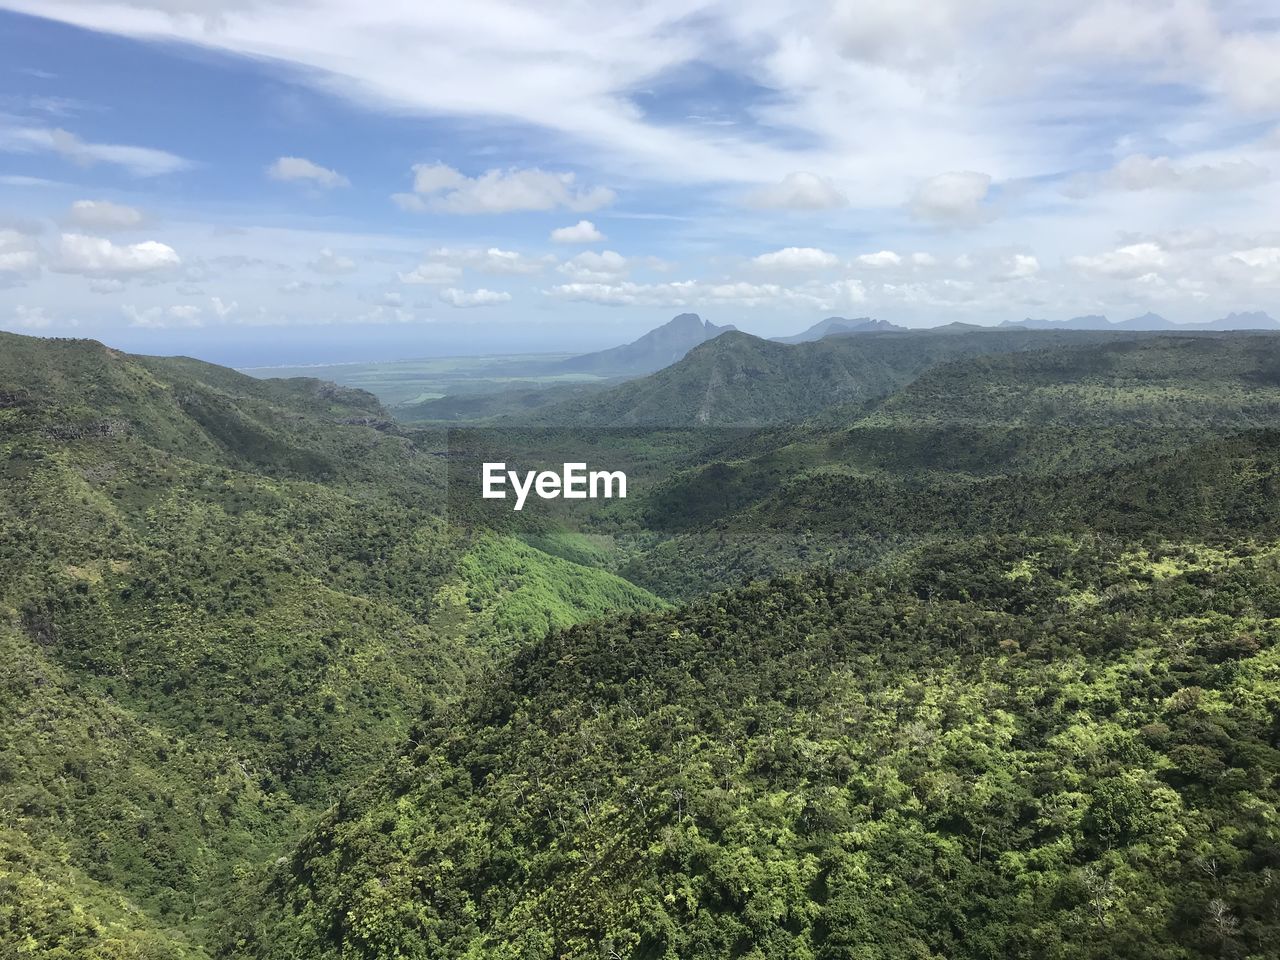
(771, 315, 905, 343)
(555, 312, 735, 376)
(1004, 311, 1279, 331)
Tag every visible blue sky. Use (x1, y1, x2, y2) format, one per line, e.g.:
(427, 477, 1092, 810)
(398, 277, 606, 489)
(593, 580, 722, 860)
(1, 2, 1279, 365)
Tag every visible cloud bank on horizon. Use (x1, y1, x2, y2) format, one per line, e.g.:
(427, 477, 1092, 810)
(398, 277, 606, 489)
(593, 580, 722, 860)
(1, 0, 1280, 361)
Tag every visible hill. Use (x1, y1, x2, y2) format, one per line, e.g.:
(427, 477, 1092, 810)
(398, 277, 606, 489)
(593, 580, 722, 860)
(532, 328, 1142, 428)
(772, 316, 904, 343)
(235, 533, 1280, 959)
(1005, 312, 1279, 332)
(555, 313, 736, 376)
(10, 327, 1280, 958)
(0, 332, 663, 957)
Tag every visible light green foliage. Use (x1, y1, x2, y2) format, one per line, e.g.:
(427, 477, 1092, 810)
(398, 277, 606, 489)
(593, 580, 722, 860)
(237, 537, 1280, 959)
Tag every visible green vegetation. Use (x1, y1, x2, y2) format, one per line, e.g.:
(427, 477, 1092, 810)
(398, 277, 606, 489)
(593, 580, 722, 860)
(5, 327, 1280, 958)
(0, 334, 665, 957)
(235, 536, 1280, 959)
(529, 328, 1127, 427)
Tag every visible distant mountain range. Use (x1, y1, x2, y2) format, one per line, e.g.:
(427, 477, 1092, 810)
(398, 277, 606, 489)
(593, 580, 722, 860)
(552, 310, 1278, 381)
(556, 312, 735, 376)
(1003, 311, 1279, 331)
(771, 316, 905, 343)
(533, 327, 1141, 428)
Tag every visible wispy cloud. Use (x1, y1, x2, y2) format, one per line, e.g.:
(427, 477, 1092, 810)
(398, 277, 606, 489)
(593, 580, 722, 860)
(0, 125, 188, 176)
(393, 163, 614, 214)
(267, 156, 349, 188)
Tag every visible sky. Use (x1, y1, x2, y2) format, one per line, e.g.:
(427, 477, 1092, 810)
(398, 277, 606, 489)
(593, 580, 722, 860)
(1, 2, 1279, 366)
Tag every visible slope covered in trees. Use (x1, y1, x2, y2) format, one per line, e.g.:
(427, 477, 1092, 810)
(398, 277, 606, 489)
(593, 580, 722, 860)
(6, 329, 1280, 958)
(620, 335, 1280, 596)
(235, 535, 1280, 959)
(0, 334, 662, 957)
(522, 328, 1136, 427)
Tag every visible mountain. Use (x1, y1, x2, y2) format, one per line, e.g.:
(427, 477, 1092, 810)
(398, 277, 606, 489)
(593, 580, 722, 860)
(556, 312, 735, 376)
(1002, 314, 1112, 329)
(239, 532, 1280, 959)
(0, 331, 663, 957)
(622, 333, 1280, 596)
(1113, 311, 1174, 329)
(11, 326, 1280, 958)
(533, 327, 1143, 428)
(1204, 310, 1280, 329)
(1005, 311, 1280, 331)
(772, 315, 904, 343)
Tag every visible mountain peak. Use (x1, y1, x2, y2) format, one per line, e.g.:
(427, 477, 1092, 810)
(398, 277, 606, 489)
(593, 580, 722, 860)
(1113, 311, 1172, 329)
(659, 312, 705, 335)
(1209, 311, 1279, 329)
(556, 313, 736, 376)
(772, 316, 903, 344)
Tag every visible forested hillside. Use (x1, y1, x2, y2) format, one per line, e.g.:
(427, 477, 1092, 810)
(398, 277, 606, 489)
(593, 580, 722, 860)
(4, 329, 1280, 959)
(236, 535, 1280, 959)
(527, 328, 1125, 427)
(620, 336, 1280, 597)
(0, 334, 661, 957)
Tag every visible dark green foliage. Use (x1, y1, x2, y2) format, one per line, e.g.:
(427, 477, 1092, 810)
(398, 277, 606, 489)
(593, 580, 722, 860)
(530, 328, 1142, 427)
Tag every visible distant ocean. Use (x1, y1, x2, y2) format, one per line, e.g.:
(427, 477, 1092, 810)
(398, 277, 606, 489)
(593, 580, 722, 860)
(100, 329, 604, 368)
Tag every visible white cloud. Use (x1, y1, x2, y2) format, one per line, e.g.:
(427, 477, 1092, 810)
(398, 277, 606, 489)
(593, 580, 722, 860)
(439, 287, 512, 308)
(280, 279, 339, 294)
(210, 296, 237, 319)
(546, 281, 685, 307)
(751, 246, 839, 270)
(124, 303, 204, 328)
(745, 172, 847, 210)
(547, 278, 835, 309)
(0, 126, 188, 176)
(353, 305, 421, 325)
(993, 253, 1040, 281)
(1216, 33, 1280, 112)
(909, 171, 992, 224)
(6, 305, 53, 329)
(0, 229, 40, 274)
(1065, 154, 1270, 197)
(395, 163, 614, 214)
(1069, 242, 1168, 279)
(267, 156, 350, 188)
(52, 233, 180, 275)
(558, 250, 629, 281)
(550, 219, 606, 243)
(308, 248, 357, 275)
(836, 279, 868, 304)
(1218, 246, 1280, 284)
(398, 261, 463, 285)
(401, 247, 549, 283)
(910, 252, 938, 267)
(66, 199, 145, 230)
(0, 174, 61, 188)
(15, 0, 1280, 215)
(410, 163, 465, 194)
(855, 250, 902, 268)
(467, 247, 551, 275)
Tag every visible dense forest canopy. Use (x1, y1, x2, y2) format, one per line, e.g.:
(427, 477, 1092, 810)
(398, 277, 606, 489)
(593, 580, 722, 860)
(3, 328, 1280, 958)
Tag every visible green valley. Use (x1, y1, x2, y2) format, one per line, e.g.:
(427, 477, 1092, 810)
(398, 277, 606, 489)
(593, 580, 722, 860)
(4, 326, 1280, 959)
